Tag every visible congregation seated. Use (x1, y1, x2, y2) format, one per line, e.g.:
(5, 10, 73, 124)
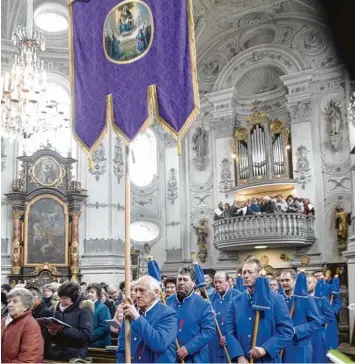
(100, 289, 116, 318)
(214, 193, 315, 220)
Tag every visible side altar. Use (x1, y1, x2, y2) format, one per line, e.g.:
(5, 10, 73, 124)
(4, 147, 87, 286)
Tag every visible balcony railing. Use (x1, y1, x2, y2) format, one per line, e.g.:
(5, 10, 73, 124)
(214, 213, 315, 250)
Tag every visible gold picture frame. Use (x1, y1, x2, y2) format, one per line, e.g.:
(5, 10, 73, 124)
(30, 157, 64, 188)
(24, 194, 69, 267)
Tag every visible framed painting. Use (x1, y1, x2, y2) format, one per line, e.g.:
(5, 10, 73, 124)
(30, 157, 63, 187)
(24, 195, 69, 266)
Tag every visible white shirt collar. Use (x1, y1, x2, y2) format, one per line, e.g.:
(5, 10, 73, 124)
(218, 286, 229, 299)
(141, 298, 159, 316)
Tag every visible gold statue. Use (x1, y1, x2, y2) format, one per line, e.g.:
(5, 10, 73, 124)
(335, 206, 351, 252)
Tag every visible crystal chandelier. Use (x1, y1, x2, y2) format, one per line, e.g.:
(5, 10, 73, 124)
(1, 0, 69, 142)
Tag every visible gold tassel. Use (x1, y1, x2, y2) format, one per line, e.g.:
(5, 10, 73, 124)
(88, 155, 94, 171)
(177, 137, 182, 156)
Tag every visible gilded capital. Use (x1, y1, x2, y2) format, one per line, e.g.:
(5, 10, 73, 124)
(70, 211, 81, 219)
(11, 209, 23, 219)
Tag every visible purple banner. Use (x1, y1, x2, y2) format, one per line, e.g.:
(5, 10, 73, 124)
(70, 0, 199, 150)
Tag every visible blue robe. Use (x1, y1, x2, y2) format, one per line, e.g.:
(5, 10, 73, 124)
(311, 296, 334, 363)
(282, 295, 322, 363)
(136, 32, 146, 54)
(112, 38, 120, 60)
(225, 290, 294, 363)
(208, 288, 241, 363)
(326, 293, 342, 349)
(166, 292, 216, 363)
(116, 301, 178, 363)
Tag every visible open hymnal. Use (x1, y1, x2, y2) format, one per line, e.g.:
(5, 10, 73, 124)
(105, 319, 121, 329)
(36, 317, 72, 328)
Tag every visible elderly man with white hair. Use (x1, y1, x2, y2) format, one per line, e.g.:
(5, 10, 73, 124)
(116, 275, 178, 363)
(208, 272, 241, 363)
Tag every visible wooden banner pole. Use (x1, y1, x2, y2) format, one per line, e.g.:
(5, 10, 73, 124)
(124, 144, 131, 364)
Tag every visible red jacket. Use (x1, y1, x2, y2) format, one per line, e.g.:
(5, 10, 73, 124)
(1, 310, 44, 363)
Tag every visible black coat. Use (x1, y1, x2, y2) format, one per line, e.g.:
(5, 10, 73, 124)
(51, 297, 94, 361)
(32, 301, 53, 359)
(42, 296, 52, 308)
(104, 299, 116, 318)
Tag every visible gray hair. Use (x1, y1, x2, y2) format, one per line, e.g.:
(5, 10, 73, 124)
(214, 271, 228, 281)
(7, 288, 35, 310)
(135, 275, 161, 294)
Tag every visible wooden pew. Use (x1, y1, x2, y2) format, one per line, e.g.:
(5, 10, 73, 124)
(88, 347, 116, 363)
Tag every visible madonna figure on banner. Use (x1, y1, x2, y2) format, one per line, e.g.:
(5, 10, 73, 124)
(119, 6, 134, 34)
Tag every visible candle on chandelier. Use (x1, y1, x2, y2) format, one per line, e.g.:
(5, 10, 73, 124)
(3, 72, 9, 94)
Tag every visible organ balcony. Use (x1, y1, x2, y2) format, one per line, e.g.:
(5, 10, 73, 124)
(214, 213, 315, 251)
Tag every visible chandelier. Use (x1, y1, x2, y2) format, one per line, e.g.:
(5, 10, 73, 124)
(1, 2, 69, 142)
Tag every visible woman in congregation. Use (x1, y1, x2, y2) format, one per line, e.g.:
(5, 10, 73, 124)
(86, 283, 111, 348)
(49, 281, 94, 361)
(1, 288, 44, 363)
(42, 282, 60, 308)
(101, 289, 116, 318)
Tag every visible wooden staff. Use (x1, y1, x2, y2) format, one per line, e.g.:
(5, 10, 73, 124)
(202, 287, 232, 364)
(250, 310, 260, 364)
(124, 145, 131, 364)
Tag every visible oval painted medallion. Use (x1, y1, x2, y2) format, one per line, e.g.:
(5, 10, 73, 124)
(104, 0, 154, 64)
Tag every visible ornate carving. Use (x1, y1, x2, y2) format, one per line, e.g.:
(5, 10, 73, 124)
(29, 157, 65, 188)
(192, 5, 205, 31)
(294, 146, 312, 189)
(189, 172, 214, 193)
(69, 180, 82, 193)
(89, 143, 107, 181)
(30, 263, 60, 276)
(219, 158, 233, 197)
(216, 0, 252, 6)
(132, 197, 153, 207)
(200, 56, 226, 84)
(1, 137, 6, 172)
(84, 238, 123, 254)
(86, 201, 125, 210)
(193, 195, 211, 206)
(11, 209, 23, 219)
(288, 101, 311, 123)
(167, 168, 178, 205)
(11, 178, 26, 192)
(299, 30, 326, 55)
(113, 137, 124, 184)
(192, 126, 209, 170)
(239, 11, 272, 27)
(234, 127, 248, 141)
(191, 217, 208, 263)
(166, 247, 182, 261)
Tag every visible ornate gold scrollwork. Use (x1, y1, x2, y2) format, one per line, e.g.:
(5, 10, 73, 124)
(246, 101, 268, 125)
(30, 263, 60, 276)
(234, 127, 248, 141)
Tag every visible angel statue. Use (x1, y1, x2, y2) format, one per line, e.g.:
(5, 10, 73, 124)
(327, 99, 343, 135)
(191, 218, 208, 262)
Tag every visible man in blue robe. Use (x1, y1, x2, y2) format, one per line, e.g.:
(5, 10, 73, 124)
(208, 272, 240, 363)
(307, 275, 334, 363)
(280, 269, 322, 363)
(116, 275, 178, 363)
(315, 271, 342, 350)
(166, 266, 216, 363)
(225, 257, 294, 363)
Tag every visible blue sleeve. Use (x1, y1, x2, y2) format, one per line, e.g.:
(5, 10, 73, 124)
(294, 298, 322, 340)
(225, 299, 245, 360)
(184, 302, 216, 356)
(331, 294, 342, 315)
(92, 305, 111, 341)
(262, 294, 294, 359)
(116, 320, 126, 363)
(61, 307, 93, 344)
(131, 308, 178, 353)
(322, 299, 335, 325)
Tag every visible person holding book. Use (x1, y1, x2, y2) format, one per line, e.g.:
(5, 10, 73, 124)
(48, 281, 94, 361)
(86, 283, 111, 348)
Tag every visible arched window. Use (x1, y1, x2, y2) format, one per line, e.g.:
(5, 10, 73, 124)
(34, 5, 68, 33)
(21, 83, 73, 156)
(130, 221, 160, 243)
(130, 128, 157, 186)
